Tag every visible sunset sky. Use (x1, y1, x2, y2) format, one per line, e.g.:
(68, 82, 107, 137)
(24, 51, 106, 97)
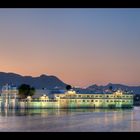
(0, 8, 140, 87)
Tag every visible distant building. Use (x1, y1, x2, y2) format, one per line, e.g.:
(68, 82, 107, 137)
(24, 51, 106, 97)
(1, 84, 18, 109)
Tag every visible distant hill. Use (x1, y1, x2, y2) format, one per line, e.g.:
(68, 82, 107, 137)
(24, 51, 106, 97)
(0, 72, 140, 94)
(0, 72, 67, 89)
(87, 83, 140, 94)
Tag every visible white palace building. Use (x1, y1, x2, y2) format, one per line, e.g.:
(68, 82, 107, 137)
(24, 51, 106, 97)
(0, 84, 134, 109)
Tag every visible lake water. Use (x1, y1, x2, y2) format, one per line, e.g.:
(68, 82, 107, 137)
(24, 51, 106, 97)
(0, 107, 140, 132)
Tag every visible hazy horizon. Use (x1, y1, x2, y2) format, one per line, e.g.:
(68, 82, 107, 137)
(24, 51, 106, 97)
(0, 71, 140, 88)
(0, 8, 140, 87)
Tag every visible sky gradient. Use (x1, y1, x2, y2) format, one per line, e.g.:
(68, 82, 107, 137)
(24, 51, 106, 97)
(0, 8, 140, 87)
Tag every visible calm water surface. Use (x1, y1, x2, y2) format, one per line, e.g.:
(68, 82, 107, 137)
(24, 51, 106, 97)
(0, 107, 140, 132)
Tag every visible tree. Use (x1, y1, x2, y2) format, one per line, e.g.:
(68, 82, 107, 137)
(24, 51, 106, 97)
(66, 85, 72, 90)
(109, 85, 113, 91)
(18, 84, 35, 99)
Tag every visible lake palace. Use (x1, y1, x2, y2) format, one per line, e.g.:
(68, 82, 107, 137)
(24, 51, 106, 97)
(0, 84, 133, 109)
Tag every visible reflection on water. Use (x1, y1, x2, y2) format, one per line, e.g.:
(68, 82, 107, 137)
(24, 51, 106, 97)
(0, 108, 124, 117)
(0, 107, 139, 132)
(0, 108, 127, 116)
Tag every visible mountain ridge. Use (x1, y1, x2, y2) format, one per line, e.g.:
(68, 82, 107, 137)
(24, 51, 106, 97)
(0, 72, 67, 89)
(86, 83, 140, 94)
(0, 72, 140, 94)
